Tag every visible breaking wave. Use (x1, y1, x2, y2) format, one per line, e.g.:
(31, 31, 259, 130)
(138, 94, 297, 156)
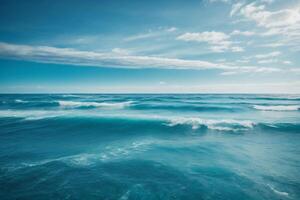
(166, 117, 255, 131)
(58, 100, 133, 109)
(253, 105, 300, 111)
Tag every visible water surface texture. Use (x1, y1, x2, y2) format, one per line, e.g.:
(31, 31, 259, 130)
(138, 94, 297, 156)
(0, 94, 299, 200)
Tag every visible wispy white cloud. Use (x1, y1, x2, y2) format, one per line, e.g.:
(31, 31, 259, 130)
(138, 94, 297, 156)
(260, 0, 275, 4)
(283, 60, 292, 65)
(0, 42, 228, 70)
(209, 0, 230, 3)
(242, 51, 294, 65)
(254, 51, 281, 59)
(258, 59, 293, 65)
(257, 59, 278, 64)
(221, 66, 282, 75)
(259, 42, 285, 47)
(0, 42, 286, 74)
(176, 31, 244, 52)
(111, 48, 131, 55)
(177, 31, 229, 43)
(166, 27, 178, 32)
(124, 27, 178, 42)
(124, 32, 157, 42)
(231, 30, 256, 36)
(230, 2, 245, 17)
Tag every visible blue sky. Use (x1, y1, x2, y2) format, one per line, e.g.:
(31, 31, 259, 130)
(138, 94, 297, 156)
(0, 0, 299, 93)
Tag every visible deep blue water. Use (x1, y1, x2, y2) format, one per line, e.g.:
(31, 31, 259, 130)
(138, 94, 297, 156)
(0, 94, 300, 200)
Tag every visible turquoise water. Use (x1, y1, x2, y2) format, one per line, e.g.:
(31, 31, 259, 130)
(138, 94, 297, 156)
(0, 94, 299, 199)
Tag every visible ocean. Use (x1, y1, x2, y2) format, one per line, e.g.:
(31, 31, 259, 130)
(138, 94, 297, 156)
(0, 94, 299, 199)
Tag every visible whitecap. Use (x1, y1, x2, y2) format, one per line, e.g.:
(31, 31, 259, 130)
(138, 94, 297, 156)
(253, 105, 300, 111)
(58, 100, 133, 109)
(267, 184, 289, 197)
(15, 99, 28, 103)
(166, 117, 255, 131)
(0, 110, 65, 120)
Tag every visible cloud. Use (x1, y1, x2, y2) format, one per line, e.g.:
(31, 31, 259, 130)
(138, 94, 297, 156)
(243, 51, 293, 65)
(236, 59, 250, 63)
(236, 2, 300, 28)
(257, 59, 278, 64)
(0, 42, 229, 70)
(231, 30, 256, 36)
(0, 42, 285, 74)
(258, 59, 293, 65)
(230, 2, 300, 49)
(221, 66, 282, 75)
(124, 27, 178, 42)
(209, 0, 230, 3)
(166, 27, 178, 32)
(259, 42, 285, 47)
(254, 51, 281, 59)
(257, 59, 292, 65)
(124, 32, 157, 42)
(260, 0, 274, 4)
(230, 2, 245, 17)
(111, 48, 130, 55)
(176, 31, 229, 43)
(283, 60, 292, 65)
(176, 31, 243, 52)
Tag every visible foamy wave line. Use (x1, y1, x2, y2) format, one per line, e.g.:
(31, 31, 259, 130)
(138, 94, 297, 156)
(253, 105, 300, 111)
(16, 140, 153, 168)
(166, 117, 255, 131)
(15, 99, 28, 103)
(0, 110, 66, 120)
(58, 100, 133, 109)
(267, 184, 289, 197)
(0, 110, 276, 132)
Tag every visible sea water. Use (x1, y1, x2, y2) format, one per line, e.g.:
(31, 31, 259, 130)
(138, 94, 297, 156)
(0, 94, 299, 199)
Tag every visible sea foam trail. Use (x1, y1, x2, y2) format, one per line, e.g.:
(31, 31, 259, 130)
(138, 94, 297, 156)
(253, 105, 300, 111)
(267, 184, 289, 197)
(15, 99, 28, 103)
(14, 140, 154, 169)
(58, 100, 133, 109)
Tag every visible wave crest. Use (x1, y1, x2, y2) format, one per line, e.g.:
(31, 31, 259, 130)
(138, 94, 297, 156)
(253, 105, 300, 111)
(58, 100, 133, 109)
(166, 117, 255, 131)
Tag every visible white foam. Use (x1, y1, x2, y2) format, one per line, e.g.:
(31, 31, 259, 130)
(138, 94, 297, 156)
(119, 190, 130, 200)
(267, 184, 289, 197)
(61, 94, 80, 97)
(254, 105, 300, 111)
(0, 110, 257, 132)
(16, 140, 154, 169)
(0, 110, 66, 120)
(15, 99, 28, 103)
(167, 117, 255, 131)
(58, 100, 133, 109)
